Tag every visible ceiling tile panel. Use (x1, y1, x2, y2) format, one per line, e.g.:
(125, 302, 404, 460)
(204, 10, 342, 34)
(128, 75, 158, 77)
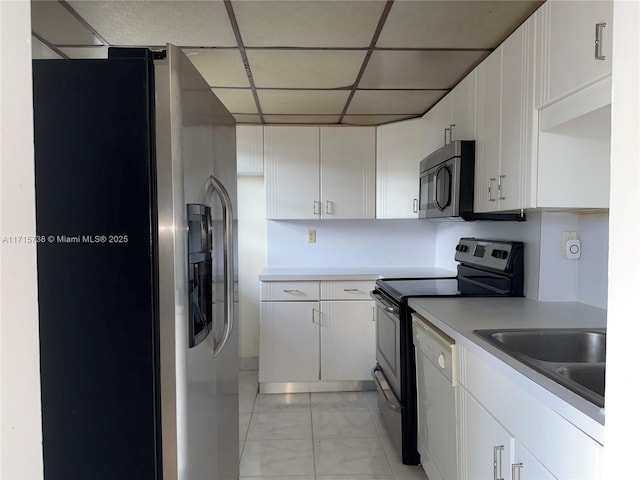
(360, 50, 487, 89)
(247, 50, 366, 89)
(232, 0, 386, 48)
(67, 1, 237, 46)
(31, 1, 102, 46)
(258, 90, 350, 115)
(212, 89, 258, 114)
(342, 114, 419, 126)
(264, 115, 341, 125)
(184, 49, 249, 87)
(378, 0, 543, 49)
(348, 90, 447, 115)
(59, 47, 110, 59)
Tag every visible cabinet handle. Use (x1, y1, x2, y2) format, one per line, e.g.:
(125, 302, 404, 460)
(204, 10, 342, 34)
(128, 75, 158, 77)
(325, 200, 334, 215)
(311, 308, 321, 326)
(498, 174, 506, 200)
(313, 201, 321, 215)
(283, 289, 302, 294)
(444, 127, 450, 146)
(595, 23, 606, 60)
(343, 288, 361, 293)
(493, 445, 504, 480)
(372, 307, 375, 322)
(488, 178, 497, 202)
(511, 463, 523, 480)
(449, 124, 456, 143)
(413, 198, 419, 213)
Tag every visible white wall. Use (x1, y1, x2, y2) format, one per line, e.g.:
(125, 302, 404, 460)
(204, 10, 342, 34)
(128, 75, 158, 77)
(604, 0, 640, 475)
(0, 2, 44, 478)
(267, 219, 438, 268)
(237, 177, 266, 365)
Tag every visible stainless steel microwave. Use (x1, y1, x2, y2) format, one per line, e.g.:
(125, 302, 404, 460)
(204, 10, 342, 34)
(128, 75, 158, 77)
(418, 140, 475, 220)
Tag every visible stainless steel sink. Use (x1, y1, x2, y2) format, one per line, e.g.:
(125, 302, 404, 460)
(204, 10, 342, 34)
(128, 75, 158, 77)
(483, 329, 606, 362)
(474, 328, 606, 407)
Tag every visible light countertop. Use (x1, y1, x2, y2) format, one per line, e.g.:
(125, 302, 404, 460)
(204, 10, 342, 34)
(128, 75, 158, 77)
(259, 266, 456, 281)
(408, 297, 606, 443)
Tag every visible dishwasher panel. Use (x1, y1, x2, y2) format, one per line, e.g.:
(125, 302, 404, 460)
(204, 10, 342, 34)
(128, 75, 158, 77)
(413, 314, 457, 480)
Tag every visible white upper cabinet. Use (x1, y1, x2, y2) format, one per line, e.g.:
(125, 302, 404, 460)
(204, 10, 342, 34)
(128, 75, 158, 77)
(421, 94, 452, 158)
(449, 70, 477, 142)
(475, 17, 536, 213)
(320, 127, 375, 220)
(376, 118, 421, 219)
(474, 47, 503, 213)
(236, 125, 264, 176)
(264, 126, 375, 220)
(421, 73, 476, 160)
(265, 126, 319, 219)
(535, 0, 613, 110)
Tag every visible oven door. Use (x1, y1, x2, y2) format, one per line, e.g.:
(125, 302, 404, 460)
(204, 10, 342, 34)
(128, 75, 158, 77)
(370, 290, 403, 447)
(419, 158, 460, 219)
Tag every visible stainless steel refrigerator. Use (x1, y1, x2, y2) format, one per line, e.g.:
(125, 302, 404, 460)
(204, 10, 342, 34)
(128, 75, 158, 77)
(32, 45, 238, 480)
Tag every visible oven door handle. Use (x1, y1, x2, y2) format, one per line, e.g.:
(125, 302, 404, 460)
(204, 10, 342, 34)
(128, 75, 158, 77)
(370, 291, 399, 315)
(371, 366, 402, 412)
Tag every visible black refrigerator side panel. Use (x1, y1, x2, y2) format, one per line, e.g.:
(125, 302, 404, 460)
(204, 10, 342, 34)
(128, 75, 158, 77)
(32, 59, 161, 480)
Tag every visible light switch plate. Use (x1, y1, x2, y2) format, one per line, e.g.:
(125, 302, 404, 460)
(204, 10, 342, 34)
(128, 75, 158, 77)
(565, 239, 581, 259)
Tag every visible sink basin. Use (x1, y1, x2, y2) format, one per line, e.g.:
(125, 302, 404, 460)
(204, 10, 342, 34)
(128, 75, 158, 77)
(481, 329, 606, 362)
(474, 328, 606, 407)
(556, 363, 606, 398)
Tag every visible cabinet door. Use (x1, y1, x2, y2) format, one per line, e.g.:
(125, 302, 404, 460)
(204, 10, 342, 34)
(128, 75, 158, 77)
(319, 300, 375, 381)
(236, 125, 264, 176)
(264, 126, 319, 219)
(450, 71, 476, 142)
(500, 22, 535, 212)
(422, 94, 452, 158)
(512, 440, 557, 480)
(376, 119, 421, 218)
(474, 48, 502, 213)
(320, 127, 375, 219)
(536, 0, 613, 108)
(459, 388, 513, 480)
(259, 301, 320, 383)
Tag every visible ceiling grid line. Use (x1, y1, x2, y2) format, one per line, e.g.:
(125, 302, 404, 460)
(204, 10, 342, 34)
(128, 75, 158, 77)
(338, 0, 395, 124)
(59, 0, 109, 46)
(223, 0, 264, 123)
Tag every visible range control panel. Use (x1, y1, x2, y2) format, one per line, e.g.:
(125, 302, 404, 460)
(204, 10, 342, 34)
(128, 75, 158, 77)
(454, 238, 523, 272)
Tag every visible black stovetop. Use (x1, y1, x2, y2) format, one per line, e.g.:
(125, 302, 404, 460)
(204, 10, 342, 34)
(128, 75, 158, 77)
(375, 277, 460, 302)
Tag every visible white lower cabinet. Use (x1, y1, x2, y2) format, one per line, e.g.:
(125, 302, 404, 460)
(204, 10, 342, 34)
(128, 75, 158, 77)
(458, 345, 603, 480)
(320, 300, 375, 381)
(259, 280, 376, 389)
(259, 301, 320, 383)
(459, 388, 514, 480)
(459, 389, 555, 480)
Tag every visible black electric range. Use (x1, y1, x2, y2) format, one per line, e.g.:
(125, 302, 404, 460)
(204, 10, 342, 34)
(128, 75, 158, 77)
(370, 238, 524, 465)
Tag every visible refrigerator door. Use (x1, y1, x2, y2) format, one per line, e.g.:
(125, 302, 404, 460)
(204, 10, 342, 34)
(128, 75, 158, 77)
(155, 45, 238, 480)
(33, 52, 163, 480)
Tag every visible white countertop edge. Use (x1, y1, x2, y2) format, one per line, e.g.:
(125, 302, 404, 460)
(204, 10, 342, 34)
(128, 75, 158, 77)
(259, 266, 457, 281)
(408, 298, 605, 445)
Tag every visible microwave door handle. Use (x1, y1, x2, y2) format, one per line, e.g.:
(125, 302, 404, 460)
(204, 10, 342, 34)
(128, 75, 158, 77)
(207, 175, 235, 359)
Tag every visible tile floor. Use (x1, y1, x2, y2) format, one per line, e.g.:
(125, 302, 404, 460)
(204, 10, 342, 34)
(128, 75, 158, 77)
(239, 371, 428, 480)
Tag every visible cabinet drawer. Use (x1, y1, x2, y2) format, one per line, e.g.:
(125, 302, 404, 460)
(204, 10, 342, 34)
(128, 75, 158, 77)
(261, 281, 320, 301)
(321, 280, 376, 300)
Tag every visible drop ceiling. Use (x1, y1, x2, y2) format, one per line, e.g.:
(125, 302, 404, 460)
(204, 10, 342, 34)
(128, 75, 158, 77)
(31, 0, 543, 126)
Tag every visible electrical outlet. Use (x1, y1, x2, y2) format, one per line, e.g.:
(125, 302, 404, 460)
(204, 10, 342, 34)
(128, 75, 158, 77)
(307, 229, 316, 243)
(561, 231, 577, 254)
